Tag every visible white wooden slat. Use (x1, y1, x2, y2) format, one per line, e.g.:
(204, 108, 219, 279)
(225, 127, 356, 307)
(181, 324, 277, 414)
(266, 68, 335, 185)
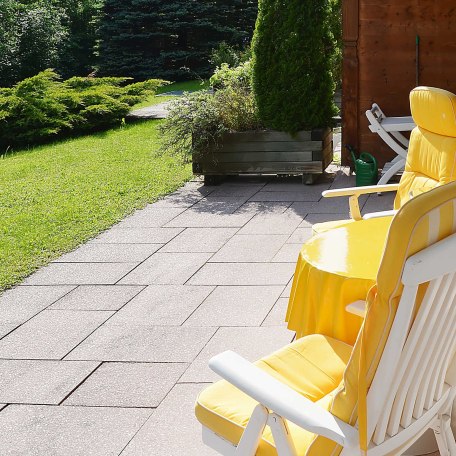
(421, 275, 456, 411)
(369, 286, 420, 445)
(387, 276, 451, 436)
(402, 275, 456, 426)
(402, 233, 456, 286)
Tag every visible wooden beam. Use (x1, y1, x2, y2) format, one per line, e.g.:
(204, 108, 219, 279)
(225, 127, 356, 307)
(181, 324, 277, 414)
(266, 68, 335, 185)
(342, 0, 359, 165)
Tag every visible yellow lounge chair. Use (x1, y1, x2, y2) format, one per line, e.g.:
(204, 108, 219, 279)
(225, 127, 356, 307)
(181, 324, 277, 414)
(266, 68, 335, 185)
(196, 181, 456, 455)
(313, 86, 456, 234)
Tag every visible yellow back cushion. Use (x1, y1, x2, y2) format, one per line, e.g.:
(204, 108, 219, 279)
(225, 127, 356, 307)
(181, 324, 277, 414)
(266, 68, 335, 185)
(308, 181, 456, 455)
(394, 87, 456, 209)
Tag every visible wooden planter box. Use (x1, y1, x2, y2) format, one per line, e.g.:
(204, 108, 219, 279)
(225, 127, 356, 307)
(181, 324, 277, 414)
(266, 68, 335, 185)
(192, 128, 333, 184)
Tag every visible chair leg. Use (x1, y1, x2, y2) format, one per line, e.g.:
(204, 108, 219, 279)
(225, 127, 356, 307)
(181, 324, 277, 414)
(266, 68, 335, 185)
(235, 404, 269, 455)
(268, 413, 298, 456)
(434, 415, 456, 456)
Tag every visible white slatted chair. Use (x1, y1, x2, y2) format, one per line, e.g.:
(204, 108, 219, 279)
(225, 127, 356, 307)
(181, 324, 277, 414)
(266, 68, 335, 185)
(195, 180, 456, 456)
(365, 103, 414, 185)
(313, 86, 456, 234)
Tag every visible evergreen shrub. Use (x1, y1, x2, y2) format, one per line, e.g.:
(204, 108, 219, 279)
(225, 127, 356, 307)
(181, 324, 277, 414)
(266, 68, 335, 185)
(252, 0, 339, 133)
(0, 69, 165, 150)
(161, 62, 261, 161)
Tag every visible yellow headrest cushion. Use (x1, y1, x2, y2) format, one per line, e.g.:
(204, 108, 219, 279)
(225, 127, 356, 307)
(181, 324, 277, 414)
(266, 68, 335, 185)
(410, 86, 456, 137)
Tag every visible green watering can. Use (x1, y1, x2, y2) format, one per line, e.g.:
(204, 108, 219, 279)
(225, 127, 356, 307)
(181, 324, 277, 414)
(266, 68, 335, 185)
(347, 145, 378, 187)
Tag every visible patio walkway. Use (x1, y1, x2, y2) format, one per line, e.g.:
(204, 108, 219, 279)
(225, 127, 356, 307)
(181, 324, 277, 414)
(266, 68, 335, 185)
(0, 169, 395, 455)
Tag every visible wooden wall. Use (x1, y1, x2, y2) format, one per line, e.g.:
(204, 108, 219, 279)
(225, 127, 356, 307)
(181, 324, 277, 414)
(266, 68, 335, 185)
(342, 1, 456, 166)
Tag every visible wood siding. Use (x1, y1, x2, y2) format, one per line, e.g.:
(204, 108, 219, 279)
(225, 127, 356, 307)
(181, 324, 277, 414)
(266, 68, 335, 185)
(342, 1, 456, 166)
(193, 129, 333, 176)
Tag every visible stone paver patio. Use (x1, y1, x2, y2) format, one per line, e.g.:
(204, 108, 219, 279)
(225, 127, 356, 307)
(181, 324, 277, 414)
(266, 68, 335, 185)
(0, 168, 395, 455)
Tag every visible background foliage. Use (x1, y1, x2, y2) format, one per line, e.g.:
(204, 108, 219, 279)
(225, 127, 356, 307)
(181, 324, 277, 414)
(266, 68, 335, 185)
(98, 0, 258, 81)
(0, 0, 102, 87)
(252, 0, 339, 132)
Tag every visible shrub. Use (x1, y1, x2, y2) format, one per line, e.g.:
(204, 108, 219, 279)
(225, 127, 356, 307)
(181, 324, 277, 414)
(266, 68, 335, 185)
(161, 68, 261, 161)
(252, 0, 339, 133)
(209, 42, 251, 70)
(0, 69, 165, 150)
(209, 61, 252, 91)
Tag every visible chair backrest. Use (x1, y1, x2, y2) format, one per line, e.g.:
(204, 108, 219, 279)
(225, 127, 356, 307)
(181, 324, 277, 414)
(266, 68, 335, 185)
(394, 86, 456, 210)
(306, 181, 456, 455)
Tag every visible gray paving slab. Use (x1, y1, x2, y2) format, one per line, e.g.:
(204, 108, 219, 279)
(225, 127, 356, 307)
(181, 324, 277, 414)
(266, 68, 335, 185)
(115, 207, 186, 228)
(152, 186, 214, 209)
(287, 227, 313, 243)
(235, 201, 291, 214)
(0, 404, 6, 411)
(165, 210, 254, 228)
(237, 210, 303, 235)
(208, 185, 263, 198)
(0, 285, 74, 325)
(108, 285, 214, 326)
(54, 243, 162, 263)
(64, 362, 187, 408)
(362, 191, 396, 213)
(184, 285, 283, 327)
(0, 360, 99, 404)
(191, 196, 249, 214)
(91, 227, 183, 244)
(0, 405, 151, 456)
(262, 297, 289, 326)
(180, 326, 294, 382)
(272, 243, 302, 263)
(209, 234, 288, 262)
(0, 323, 19, 339)
(281, 279, 293, 298)
(121, 383, 215, 456)
(119, 252, 212, 285)
(23, 263, 138, 285)
(249, 189, 325, 202)
(50, 285, 144, 311)
(66, 324, 217, 363)
(160, 227, 238, 253)
(261, 179, 331, 193)
(188, 262, 295, 286)
(290, 197, 357, 215)
(0, 310, 113, 360)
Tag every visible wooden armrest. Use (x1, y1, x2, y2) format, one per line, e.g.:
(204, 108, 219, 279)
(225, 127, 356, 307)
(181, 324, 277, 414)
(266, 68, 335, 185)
(322, 184, 399, 199)
(346, 301, 367, 317)
(209, 351, 359, 448)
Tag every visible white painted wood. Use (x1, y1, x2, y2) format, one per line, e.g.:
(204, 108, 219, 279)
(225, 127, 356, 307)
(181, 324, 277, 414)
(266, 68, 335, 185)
(345, 301, 367, 317)
(209, 351, 359, 448)
(268, 413, 298, 456)
(201, 225, 456, 456)
(235, 405, 268, 455)
(402, 233, 456, 286)
(202, 427, 236, 455)
(366, 103, 414, 185)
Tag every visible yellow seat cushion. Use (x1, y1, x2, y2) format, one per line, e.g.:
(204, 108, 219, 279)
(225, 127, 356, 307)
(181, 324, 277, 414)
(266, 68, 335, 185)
(195, 334, 353, 455)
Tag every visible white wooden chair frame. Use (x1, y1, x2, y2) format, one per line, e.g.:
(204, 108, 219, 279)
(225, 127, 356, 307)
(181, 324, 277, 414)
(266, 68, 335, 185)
(201, 232, 456, 455)
(365, 103, 415, 185)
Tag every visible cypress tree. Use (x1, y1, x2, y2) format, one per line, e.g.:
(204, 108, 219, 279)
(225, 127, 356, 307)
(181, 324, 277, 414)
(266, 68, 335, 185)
(252, 0, 338, 133)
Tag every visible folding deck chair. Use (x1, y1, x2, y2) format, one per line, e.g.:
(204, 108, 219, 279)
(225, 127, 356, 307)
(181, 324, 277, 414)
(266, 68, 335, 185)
(365, 103, 415, 185)
(195, 180, 456, 456)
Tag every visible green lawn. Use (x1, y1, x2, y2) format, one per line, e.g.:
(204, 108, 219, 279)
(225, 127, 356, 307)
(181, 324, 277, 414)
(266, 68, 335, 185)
(134, 79, 210, 109)
(0, 120, 192, 291)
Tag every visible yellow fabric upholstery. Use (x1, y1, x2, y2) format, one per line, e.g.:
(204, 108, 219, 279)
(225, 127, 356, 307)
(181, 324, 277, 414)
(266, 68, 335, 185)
(313, 181, 456, 454)
(195, 334, 353, 455)
(196, 181, 456, 455)
(313, 86, 456, 234)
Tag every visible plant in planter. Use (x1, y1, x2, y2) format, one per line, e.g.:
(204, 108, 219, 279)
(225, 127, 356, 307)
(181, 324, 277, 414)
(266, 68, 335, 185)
(161, 0, 341, 185)
(250, 0, 339, 182)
